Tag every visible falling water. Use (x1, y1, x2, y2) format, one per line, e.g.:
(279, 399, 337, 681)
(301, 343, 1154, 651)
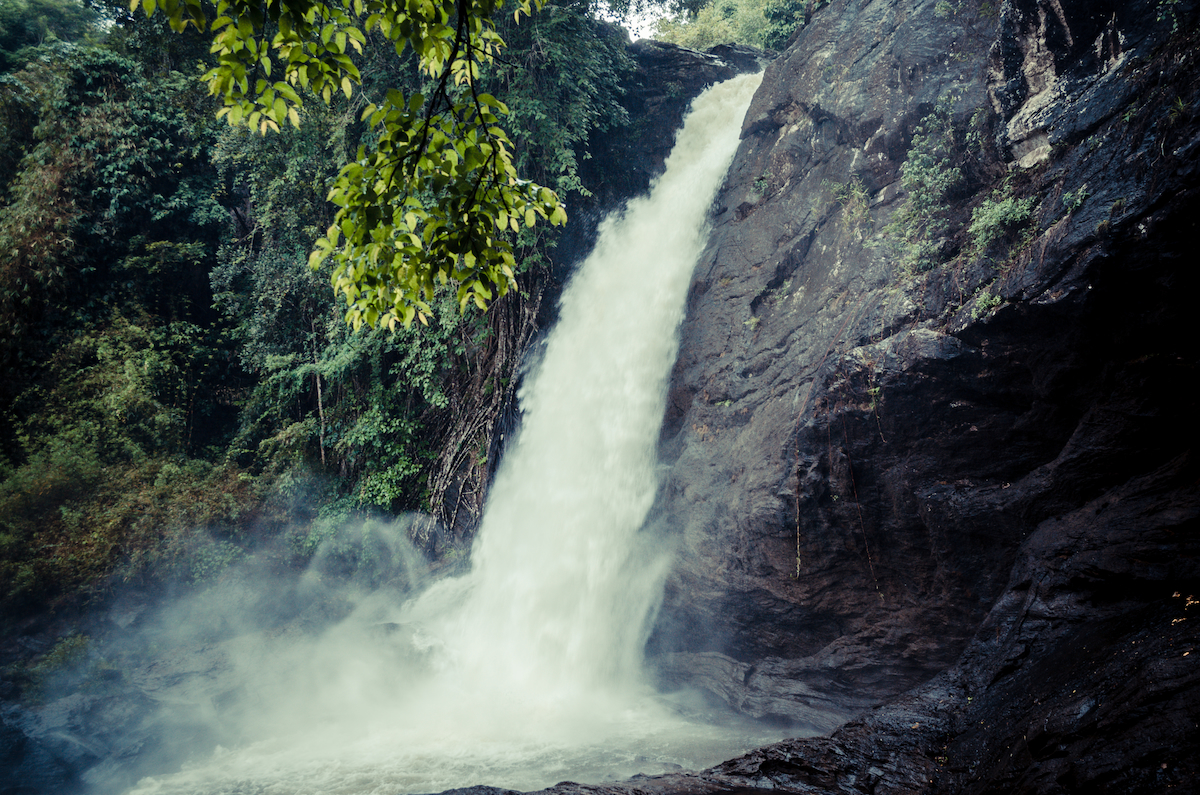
(127, 71, 779, 795)
(437, 67, 766, 704)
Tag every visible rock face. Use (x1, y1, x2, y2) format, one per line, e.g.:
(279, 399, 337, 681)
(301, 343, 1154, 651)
(641, 0, 1200, 787)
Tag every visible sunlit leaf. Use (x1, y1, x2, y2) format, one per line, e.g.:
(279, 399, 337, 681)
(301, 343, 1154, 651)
(142, 0, 562, 329)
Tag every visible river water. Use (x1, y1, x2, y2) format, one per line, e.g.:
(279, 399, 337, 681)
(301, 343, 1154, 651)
(127, 71, 784, 795)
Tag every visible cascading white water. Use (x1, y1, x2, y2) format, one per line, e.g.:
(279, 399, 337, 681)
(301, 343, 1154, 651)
(433, 67, 767, 704)
(128, 71, 782, 795)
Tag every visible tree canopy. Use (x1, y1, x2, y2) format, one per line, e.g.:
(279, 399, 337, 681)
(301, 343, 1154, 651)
(0, 0, 98, 71)
(0, 0, 632, 613)
(652, 0, 817, 50)
(140, 0, 568, 328)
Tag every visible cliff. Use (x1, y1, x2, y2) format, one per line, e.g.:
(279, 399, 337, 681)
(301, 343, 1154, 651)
(633, 0, 1199, 790)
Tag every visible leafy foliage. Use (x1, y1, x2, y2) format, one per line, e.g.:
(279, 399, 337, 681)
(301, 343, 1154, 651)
(209, 93, 457, 517)
(969, 286, 1001, 320)
(653, 0, 821, 50)
(884, 95, 968, 273)
(0, 0, 636, 621)
(1061, 184, 1089, 213)
(0, 47, 225, 401)
(0, 311, 258, 609)
(0, 0, 97, 72)
(1157, 0, 1182, 32)
(883, 96, 1039, 277)
(968, 190, 1037, 260)
(0, 45, 248, 612)
(653, 0, 771, 50)
(759, 0, 820, 48)
(141, 0, 568, 328)
(488, 1, 632, 201)
(208, 1, 629, 524)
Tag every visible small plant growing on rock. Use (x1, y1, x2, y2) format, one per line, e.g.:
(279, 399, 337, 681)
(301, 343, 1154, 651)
(968, 191, 1039, 260)
(1062, 185, 1089, 213)
(902, 106, 963, 221)
(971, 289, 1003, 320)
(934, 0, 961, 18)
(827, 177, 871, 230)
(762, 286, 785, 305)
(752, 172, 772, 197)
(884, 94, 966, 274)
(1168, 96, 1189, 125)
(1157, 0, 1181, 31)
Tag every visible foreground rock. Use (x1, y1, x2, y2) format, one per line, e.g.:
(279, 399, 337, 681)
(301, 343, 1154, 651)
(518, 453, 1199, 795)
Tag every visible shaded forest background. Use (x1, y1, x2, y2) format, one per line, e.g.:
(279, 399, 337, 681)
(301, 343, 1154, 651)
(0, 0, 799, 628)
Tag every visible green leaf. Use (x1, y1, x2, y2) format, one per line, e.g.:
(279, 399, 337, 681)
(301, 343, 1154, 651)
(140, 0, 565, 329)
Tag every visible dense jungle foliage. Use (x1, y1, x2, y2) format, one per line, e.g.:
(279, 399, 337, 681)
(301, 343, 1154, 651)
(0, 0, 637, 622)
(652, 0, 818, 50)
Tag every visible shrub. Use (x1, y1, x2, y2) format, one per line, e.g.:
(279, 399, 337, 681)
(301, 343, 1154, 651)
(970, 288, 1003, 320)
(828, 177, 871, 230)
(1062, 184, 1089, 213)
(884, 95, 965, 273)
(968, 193, 1038, 260)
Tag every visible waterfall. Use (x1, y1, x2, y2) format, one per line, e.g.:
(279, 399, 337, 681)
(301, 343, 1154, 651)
(431, 67, 766, 703)
(128, 71, 777, 795)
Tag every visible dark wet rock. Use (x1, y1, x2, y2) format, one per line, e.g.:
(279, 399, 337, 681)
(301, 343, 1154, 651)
(425, 788, 523, 795)
(1, 704, 83, 795)
(648, 0, 1009, 720)
(530, 456, 1200, 795)
(0, 641, 239, 795)
(639, 0, 1200, 790)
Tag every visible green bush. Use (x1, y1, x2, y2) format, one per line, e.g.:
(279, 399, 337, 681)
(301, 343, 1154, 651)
(0, 0, 98, 73)
(883, 96, 965, 273)
(968, 193, 1038, 260)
